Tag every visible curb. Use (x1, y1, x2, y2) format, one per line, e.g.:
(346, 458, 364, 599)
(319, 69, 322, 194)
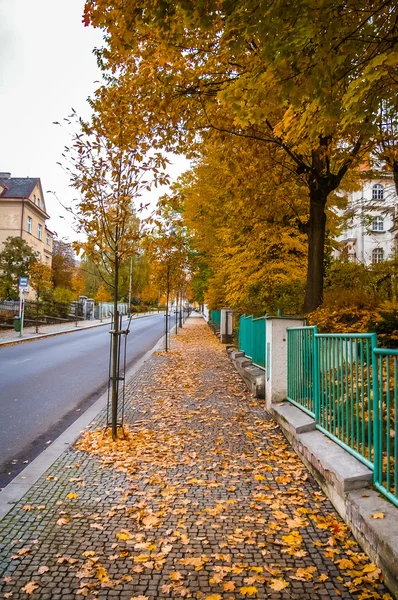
(0, 322, 174, 522)
(0, 312, 161, 348)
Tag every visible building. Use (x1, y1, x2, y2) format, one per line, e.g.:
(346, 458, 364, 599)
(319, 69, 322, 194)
(0, 172, 54, 267)
(335, 174, 397, 265)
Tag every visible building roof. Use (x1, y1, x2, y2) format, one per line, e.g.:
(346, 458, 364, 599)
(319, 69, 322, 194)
(0, 177, 40, 199)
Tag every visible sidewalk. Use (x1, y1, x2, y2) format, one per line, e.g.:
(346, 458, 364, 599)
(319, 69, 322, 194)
(0, 312, 158, 345)
(0, 318, 392, 599)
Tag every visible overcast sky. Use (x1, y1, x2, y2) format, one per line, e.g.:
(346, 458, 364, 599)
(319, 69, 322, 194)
(0, 0, 189, 241)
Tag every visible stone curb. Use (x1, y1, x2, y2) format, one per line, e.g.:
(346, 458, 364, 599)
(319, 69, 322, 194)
(227, 346, 265, 398)
(0, 323, 174, 522)
(0, 312, 161, 348)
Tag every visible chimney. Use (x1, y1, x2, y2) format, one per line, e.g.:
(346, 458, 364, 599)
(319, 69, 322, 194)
(0, 172, 11, 179)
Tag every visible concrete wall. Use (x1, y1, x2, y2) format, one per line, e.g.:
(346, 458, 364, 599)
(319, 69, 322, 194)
(0, 200, 22, 246)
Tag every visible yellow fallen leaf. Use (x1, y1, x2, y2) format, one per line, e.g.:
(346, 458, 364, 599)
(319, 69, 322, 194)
(371, 512, 385, 519)
(205, 595, 222, 600)
(254, 475, 265, 481)
(336, 559, 354, 570)
(240, 586, 258, 596)
(97, 566, 110, 583)
(223, 581, 236, 591)
(66, 493, 78, 499)
(362, 563, 377, 573)
(169, 571, 183, 581)
(318, 574, 329, 582)
(269, 578, 289, 591)
(56, 517, 71, 526)
(116, 531, 132, 540)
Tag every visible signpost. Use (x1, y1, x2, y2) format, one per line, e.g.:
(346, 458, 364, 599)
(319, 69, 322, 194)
(18, 276, 29, 338)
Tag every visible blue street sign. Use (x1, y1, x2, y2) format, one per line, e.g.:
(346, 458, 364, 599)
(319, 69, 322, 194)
(19, 276, 29, 288)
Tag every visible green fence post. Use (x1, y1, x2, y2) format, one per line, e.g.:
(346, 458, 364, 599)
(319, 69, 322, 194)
(371, 333, 379, 486)
(313, 327, 320, 424)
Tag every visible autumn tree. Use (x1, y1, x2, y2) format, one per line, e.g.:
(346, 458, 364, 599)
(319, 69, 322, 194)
(29, 261, 54, 333)
(0, 237, 37, 300)
(145, 219, 191, 348)
(82, 0, 398, 311)
(170, 134, 310, 315)
(63, 100, 169, 439)
(52, 238, 75, 290)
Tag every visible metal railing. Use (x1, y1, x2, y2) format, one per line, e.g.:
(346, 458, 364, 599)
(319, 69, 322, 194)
(287, 327, 397, 507)
(373, 348, 398, 506)
(287, 326, 317, 417)
(238, 314, 266, 369)
(317, 333, 376, 469)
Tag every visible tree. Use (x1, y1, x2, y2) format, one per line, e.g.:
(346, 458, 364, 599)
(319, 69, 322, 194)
(0, 237, 37, 300)
(29, 261, 54, 299)
(95, 283, 112, 303)
(63, 101, 169, 439)
(85, 0, 392, 311)
(52, 238, 75, 289)
(145, 218, 191, 347)
(170, 134, 309, 315)
(29, 261, 54, 333)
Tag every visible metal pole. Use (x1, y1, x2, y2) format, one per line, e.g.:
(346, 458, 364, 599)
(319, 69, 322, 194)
(19, 288, 23, 338)
(128, 256, 132, 317)
(36, 289, 39, 334)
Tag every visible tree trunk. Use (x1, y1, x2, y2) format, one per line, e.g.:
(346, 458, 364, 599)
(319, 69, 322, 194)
(303, 187, 328, 313)
(393, 162, 398, 198)
(165, 265, 170, 351)
(111, 253, 119, 440)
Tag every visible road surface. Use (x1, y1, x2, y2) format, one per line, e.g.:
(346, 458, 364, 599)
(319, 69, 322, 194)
(0, 313, 172, 488)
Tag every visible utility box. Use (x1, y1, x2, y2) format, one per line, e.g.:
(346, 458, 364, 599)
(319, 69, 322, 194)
(220, 308, 233, 344)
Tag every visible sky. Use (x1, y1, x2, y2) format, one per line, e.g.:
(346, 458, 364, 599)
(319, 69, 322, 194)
(0, 0, 189, 241)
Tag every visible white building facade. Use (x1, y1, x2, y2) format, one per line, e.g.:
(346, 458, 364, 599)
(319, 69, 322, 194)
(336, 174, 397, 265)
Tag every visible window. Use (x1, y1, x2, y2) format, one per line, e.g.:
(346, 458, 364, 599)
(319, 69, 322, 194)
(38, 223, 42, 240)
(46, 233, 50, 245)
(372, 184, 384, 200)
(37, 251, 41, 260)
(372, 247, 384, 263)
(372, 216, 384, 231)
(27, 216, 32, 233)
(33, 194, 36, 204)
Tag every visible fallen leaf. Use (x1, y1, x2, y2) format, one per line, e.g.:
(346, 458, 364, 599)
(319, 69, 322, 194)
(240, 586, 258, 596)
(37, 566, 49, 574)
(223, 581, 235, 591)
(269, 578, 289, 591)
(371, 512, 385, 519)
(21, 581, 39, 595)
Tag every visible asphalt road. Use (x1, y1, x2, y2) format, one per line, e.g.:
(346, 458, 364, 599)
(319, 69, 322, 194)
(0, 313, 172, 488)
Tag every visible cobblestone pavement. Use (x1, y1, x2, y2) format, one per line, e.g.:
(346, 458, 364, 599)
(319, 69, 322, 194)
(0, 319, 392, 599)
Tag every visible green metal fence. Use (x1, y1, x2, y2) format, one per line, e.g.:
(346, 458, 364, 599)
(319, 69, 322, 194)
(287, 327, 398, 507)
(287, 327, 317, 417)
(373, 348, 398, 506)
(317, 333, 376, 469)
(210, 310, 221, 326)
(238, 314, 266, 369)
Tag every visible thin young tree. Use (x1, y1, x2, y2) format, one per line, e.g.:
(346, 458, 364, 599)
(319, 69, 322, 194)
(64, 101, 169, 439)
